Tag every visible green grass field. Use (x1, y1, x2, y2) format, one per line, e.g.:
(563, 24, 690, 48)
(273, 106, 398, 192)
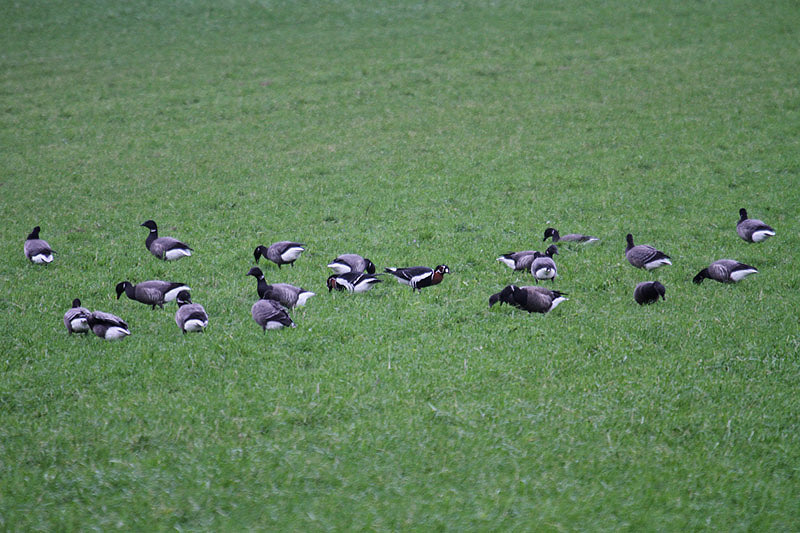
(2, 0, 799, 529)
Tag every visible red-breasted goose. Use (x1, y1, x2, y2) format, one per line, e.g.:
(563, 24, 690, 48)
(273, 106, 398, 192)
(531, 245, 559, 282)
(24, 226, 55, 264)
(64, 298, 91, 334)
(384, 265, 450, 292)
(634, 281, 666, 305)
(543, 227, 598, 244)
(254, 242, 305, 268)
(327, 272, 382, 293)
(174, 290, 208, 333)
(327, 254, 376, 274)
(116, 280, 191, 309)
(87, 310, 130, 340)
(489, 285, 568, 314)
(736, 208, 775, 243)
(141, 220, 193, 260)
(625, 234, 672, 270)
(693, 259, 758, 284)
(251, 298, 296, 331)
(246, 267, 315, 308)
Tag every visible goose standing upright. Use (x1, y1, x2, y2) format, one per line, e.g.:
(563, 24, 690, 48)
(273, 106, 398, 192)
(174, 290, 209, 333)
(489, 285, 568, 314)
(24, 226, 55, 264)
(251, 299, 296, 331)
(543, 227, 598, 244)
(254, 242, 305, 268)
(87, 310, 130, 340)
(141, 220, 193, 260)
(246, 267, 315, 308)
(116, 280, 191, 309)
(327, 254, 376, 274)
(531, 245, 559, 282)
(384, 265, 450, 292)
(625, 234, 672, 270)
(693, 260, 758, 284)
(736, 208, 775, 243)
(633, 281, 666, 305)
(64, 298, 91, 334)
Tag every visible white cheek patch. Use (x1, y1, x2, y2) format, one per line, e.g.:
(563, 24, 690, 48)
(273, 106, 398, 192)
(164, 249, 192, 261)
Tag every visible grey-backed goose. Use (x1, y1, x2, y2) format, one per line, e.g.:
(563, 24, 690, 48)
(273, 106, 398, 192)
(543, 227, 598, 244)
(693, 259, 758, 284)
(251, 299, 296, 331)
(327, 254, 376, 274)
(64, 298, 91, 334)
(174, 290, 208, 333)
(246, 267, 315, 308)
(87, 310, 130, 340)
(736, 208, 775, 243)
(24, 226, 55, 264)
(489, 285, 568, 314)
(384, 265, 450, 292)
(496, 250, 537, 271)
(531, 245, 559, 282)
(327, 272, 382, 293)
(254, 242, 305, 268)
(116, 280, 191, 309)
(634, 281, 666, 305)
(141, 220, 193, 260)
(625, 234, 672, 270)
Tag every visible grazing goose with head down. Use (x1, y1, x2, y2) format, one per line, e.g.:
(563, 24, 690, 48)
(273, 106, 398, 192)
(87, 310, 130, 340)
(496, 250, 538, 271)
(251, 298, 296, 331)
(625, 234, 672, 270)
(327, 271, 382, 293)
(24, 226, 55, 264)
(693, 259, 758, 284)
(384, 265, 450, 292)
(531, 245, 559, 282)
(64, 298, 91, 334)
(254, 242, 305, 268)
(246, 267, 315, 308)
(634, 281, 666, 305)
(489, 285, 568, 314)
(174, 290, 209, 333)
(543, 227, 598, 244)
(736, 208, 775, 243)
(116, 280, 191, 309)
(327, 254, 376, 274)
(141, 220, 193, 260)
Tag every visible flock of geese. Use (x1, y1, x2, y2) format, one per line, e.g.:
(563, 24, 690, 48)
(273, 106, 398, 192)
(25, 208, 775, 340)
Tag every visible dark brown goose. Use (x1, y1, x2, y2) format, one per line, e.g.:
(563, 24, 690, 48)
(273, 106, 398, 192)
(24, 226, 55, 264)
(246, 267, 315, 308)
(625, 234, 672, 270)
(87, 310, 130, 340)
(496, 250, 538, 271)
(64, 298, 91, 334)
(141, 220, 193, 260)
(736, 208, 775, 243)
(543, 227, 598, 244)
(174, 291, 208, 333)
(327, 254, 376, 274)
(489, 285, 568, 314)
(531, 245, 559, 282)
(251, 299, 296, 331)
(254, 242, 305, 268)
(693, 260, 758, 284)
(634, 281, 666, 305)
(116, 280, 191, 309)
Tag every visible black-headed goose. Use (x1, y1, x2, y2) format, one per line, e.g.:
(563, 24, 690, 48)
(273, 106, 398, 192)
(543, 227, 598, 244)
(327, 254, 376, 274)
(174, 290, 208, 333)
(116, 280, 191, 309)
(531, 245, 559, 282)
(634, 281, 666, 305)
(693, 259, 758, 284)
(141, 220, 193, 260)
(254, 242, 305, 268)
(64, 298, 91, 334)
(24, 226, 55, 264)
(87, 310, 130, 340)
(736, 208, 775, 243)
(327, 272, 382, 293)
(384, 265, 450, 292)
(489, 285, 568, 314)
(246, 267, 315, 308)
(251, 299, 296, 331)
(625, 234, 672, 270)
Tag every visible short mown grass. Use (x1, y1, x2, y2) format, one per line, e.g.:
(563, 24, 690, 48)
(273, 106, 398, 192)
(2, 0, 799, 530)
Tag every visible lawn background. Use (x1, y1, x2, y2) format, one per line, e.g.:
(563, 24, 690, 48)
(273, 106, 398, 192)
(2, 0, 799, 530)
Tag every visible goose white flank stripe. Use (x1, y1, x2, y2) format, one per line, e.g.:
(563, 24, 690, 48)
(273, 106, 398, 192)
(24, 226, 55, 264)
(254, 242, 306, 268)
(736, 208, 775, 243)
(327, 254, 376, 274)
(489, 285, 568, 314)
(116, 280, 191, 309)
(625, 234, 672, 270)
(693, 259, 758, 284)
(634, 281, 666, 305)
(140, 220, 192, 260)
(64, 298, 91, 334)
(175, 290, 209, 333)
(327, 272, 383, 293)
